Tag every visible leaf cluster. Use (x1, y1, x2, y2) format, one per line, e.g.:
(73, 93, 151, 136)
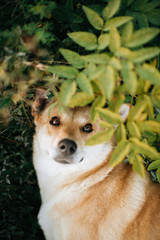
(45, 0, 160, 181)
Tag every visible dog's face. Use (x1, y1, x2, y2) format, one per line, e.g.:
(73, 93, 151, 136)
(32, 89, 129, 168)
(32, 97, 106, 165)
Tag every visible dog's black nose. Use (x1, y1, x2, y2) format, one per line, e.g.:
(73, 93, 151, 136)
(58, 139, 77, 156)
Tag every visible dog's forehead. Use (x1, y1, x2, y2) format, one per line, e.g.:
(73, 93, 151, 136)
(49, 106, 91, 124)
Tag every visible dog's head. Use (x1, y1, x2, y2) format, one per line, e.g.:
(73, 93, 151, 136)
(32, 88, 129, 166)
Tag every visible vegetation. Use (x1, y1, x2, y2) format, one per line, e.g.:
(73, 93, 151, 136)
(0, 0, 160, 239)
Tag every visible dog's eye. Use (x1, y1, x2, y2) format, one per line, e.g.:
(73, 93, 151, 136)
(50, 116, 60, 126)
(82, 123, 93, 133)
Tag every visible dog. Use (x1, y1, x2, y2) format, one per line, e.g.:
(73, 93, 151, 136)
(32, 88, 160, 240)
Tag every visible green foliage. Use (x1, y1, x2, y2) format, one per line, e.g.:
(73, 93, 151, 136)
(1, 0, 160, 237)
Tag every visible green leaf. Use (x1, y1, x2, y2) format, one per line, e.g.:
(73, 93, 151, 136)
(91, 96, 106, 123)
(76, 72, 93, 96)
(124, 28, 160, 48)
(148, 160, 160, 171)
(109, 27, 121, 52)
(109, 140, 131, 167)
(130, 137, 159, 160)
(129, 47, 160, 64)
(98, 34, 110, 50)
(99, 66, 115, 99)
(88, 65, 106, 80)
(138, 121, 160, 134)
(143, 94, 154, 118)
(151, 86, 160, 107)
(65, 0, 73, 11)
(147, 10, 160, 26)
(59, 48, 85, 69)
(99, 121, 113, 129)
(136, 64, 160, 86)
(68, 32, 97, 50)
(46, 65, 78, 79)
(136, 13, 149, 28)
(109, 57, 121, 70)
(121, 21, 133, 44)
(68, 92, 94, 107)
(59, 80, 77, 106)
(127, 121, 141, 139)
(129, 100, 147, 121)
(96, 107, 123, 124)
(82, 5, 104, 30)
(102, 0, 121, 20)
(82, 53, 110, 64)
(85, 128, 115, 145)
(129, 152, 146, 178)
(115, 47, 133, 59)
(53, 7, 83, 23)
(116, 123, 127, 143)
(121, 61, 137, 95)
(140, 1, 160, 13)
(104, 16, 132, 31)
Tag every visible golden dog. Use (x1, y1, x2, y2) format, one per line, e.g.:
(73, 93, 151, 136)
(32, 88, 160, 240)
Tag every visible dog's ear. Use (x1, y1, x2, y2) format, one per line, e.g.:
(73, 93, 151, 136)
(119, 104, 130, 121)
(31, 88, 50, 116)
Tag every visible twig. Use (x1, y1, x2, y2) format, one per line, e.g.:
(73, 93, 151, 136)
(21, 101, 33, 128)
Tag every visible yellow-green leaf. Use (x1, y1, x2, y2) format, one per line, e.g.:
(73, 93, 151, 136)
(99, 66, 115, 99)
(85, 128, 115, 145)
(124, 28, 160, 48)
(98, 34, 110, 50)
(109, 140, 131, 167)
(104, 16, 132, 31)
(102, 0, 121, 20)
(121, 21, 133, 44)
(143, 94, 154, 118)
(116, 123, 126, 143)
(130, 137, 159, 160)
(130, 152, 146, 178)
(127, 121, 141, 139)
(109, 27, 121, 52)
(121, 61, 137, 95)
(46, 65, 78, 79)
(76, 72, 93, 96)
(138, 121, 160, 134)
(91, 95, 106, 123)
(82, 53, 110, 64)
(129, 47, 160, 64)
(129, 100, 147, 121)
(59, 48, 85, 69)
(151, 85, 160, 108)
(68, 32, 97, 50)
(99, 121, 113, 129)
(82, 5, 104, 30)
(68, 92, 94, 107)
(115, 47, 133, 59)
(59, 80, 77, 106)
(96, 107, 123, 124)
(109, 57, 121, 70)
(136, 64, 160, 86)
(148, 160, 160, 171)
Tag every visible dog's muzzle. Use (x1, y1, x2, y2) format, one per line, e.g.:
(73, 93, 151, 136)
(54, 138, 82, 164)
